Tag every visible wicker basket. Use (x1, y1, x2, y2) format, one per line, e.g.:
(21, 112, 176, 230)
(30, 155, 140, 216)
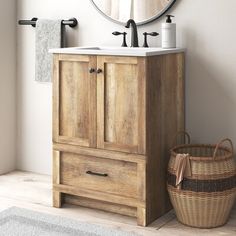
(167, 132, 236, 228)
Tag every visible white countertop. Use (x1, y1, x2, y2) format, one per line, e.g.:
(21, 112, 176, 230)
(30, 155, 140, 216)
(49, 46, 185, 57)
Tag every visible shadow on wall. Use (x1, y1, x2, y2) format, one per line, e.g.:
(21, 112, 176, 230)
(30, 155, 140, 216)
(65, 26, 80, 47)
(183, 27, 236, 156)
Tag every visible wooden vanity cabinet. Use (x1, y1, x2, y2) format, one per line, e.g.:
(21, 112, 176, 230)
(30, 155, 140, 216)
(52, 52, 185, 226)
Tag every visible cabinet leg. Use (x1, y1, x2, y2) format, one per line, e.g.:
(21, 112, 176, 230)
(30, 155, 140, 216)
(53, 191, 62, 208)
(137, 207, 147, 226)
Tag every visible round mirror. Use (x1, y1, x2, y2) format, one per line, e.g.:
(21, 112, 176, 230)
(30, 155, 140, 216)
(90, 0, 176, 26)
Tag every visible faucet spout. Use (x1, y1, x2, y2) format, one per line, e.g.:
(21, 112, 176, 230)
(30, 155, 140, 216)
(125, 19, 139, 47)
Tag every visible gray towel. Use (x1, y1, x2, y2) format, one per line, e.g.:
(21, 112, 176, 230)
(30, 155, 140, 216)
(35, 19, 66, 82)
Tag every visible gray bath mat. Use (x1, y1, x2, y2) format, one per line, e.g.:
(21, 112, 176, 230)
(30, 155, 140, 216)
(0, 207, 139, 236)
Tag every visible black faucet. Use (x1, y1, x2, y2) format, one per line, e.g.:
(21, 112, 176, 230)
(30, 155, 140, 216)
(125, 19, 139, 47)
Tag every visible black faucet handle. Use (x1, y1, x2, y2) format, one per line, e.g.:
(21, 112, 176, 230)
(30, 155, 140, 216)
(143, 32, 159, 48)
(146, 32, 159, 37)
(112, 31, 123, 36)
(112, 31, 128, 47)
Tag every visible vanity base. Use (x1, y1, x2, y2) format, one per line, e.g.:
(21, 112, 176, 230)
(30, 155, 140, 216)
(53, 144, 148, 226)
(52, 143, 174, 226)
(53, 192, 149, 226)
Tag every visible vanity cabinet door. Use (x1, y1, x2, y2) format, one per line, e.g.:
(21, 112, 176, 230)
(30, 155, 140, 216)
(96, 56, 146, 154)
(53, 54, 97, 148)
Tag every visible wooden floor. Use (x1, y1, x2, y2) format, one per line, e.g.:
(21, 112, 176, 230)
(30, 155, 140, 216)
(0, 171, 235, 235)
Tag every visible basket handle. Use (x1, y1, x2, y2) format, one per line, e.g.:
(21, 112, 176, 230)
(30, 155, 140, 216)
(213, 138, 234, 160)
(172, 131, 191, 146)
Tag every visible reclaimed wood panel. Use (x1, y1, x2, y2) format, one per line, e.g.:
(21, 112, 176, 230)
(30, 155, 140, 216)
(53, 55, 97, 147)
(60, 152, 138, 199)
(97, 56, 146, 154)
(53, 150, 61, 208)
(53, 184, 145, 208)
(64, 194, 137, 217)
(145, 53, 185, 224)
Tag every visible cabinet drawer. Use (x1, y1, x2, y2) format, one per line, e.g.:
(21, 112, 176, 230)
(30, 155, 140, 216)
(60, 152, 139, 199)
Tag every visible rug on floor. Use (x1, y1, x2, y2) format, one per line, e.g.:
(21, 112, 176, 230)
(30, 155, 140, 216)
(0, 207, 140, 236)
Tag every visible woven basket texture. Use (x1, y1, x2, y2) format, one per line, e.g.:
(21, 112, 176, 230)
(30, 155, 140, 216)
(167, 136, 236, 228)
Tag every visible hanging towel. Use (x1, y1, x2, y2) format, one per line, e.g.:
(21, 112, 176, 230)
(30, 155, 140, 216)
(35, 19, 65, 82)
(174, 153, 192, 187)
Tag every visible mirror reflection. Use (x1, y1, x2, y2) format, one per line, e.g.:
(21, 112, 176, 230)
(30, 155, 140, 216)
(92, 0, 175, 24)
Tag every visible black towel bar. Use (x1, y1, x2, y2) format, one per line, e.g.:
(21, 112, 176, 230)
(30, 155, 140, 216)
(18, 17, 78, 28)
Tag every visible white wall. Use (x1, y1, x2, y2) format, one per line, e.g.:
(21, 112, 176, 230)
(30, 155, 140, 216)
(0, 0, 16, 174)
(17, 0, 236, 175)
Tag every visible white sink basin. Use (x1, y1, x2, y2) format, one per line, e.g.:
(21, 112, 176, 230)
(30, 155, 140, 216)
(50, 46, 185, 57)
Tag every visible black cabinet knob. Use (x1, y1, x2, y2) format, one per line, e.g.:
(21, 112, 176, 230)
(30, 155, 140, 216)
(89, 68, 95, 73)
(96, 68, 103, 74)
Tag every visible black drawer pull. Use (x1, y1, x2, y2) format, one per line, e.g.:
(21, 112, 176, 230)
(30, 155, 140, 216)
(86, 171, 108, 177)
